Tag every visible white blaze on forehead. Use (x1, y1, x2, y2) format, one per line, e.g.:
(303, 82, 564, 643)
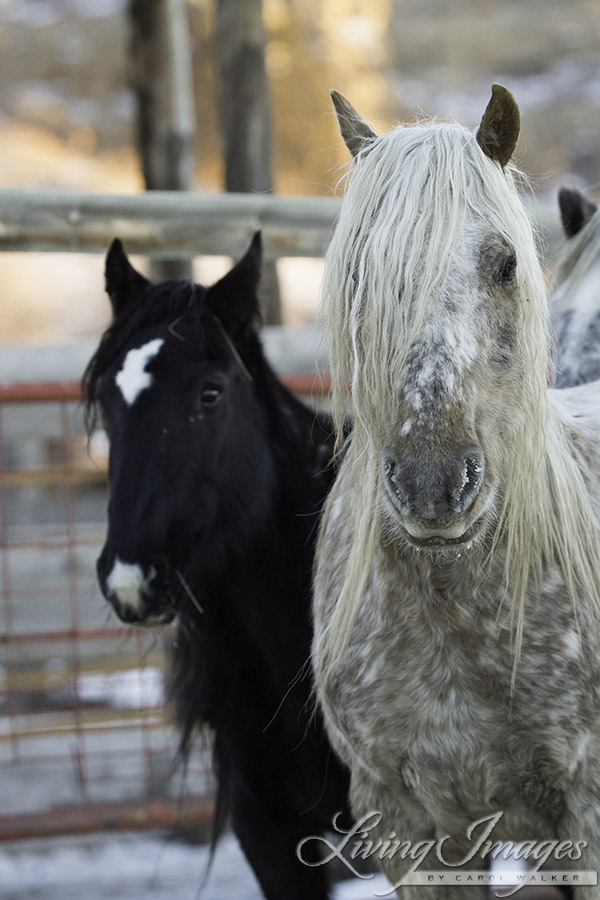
(106, 558, 153, 616)
(116, 338, 164, 405)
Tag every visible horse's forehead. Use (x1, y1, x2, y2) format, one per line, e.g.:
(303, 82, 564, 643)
(400, 320, 478, 416)
(394, 258, 487, 419)
(406, 259, 482, 349)
(115, 337, 165, 406)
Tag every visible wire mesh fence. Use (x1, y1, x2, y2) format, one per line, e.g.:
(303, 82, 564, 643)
(0, 381, 213, 839)
(0, 373, 329, 840)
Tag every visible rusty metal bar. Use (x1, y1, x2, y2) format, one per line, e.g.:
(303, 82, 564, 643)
(282, 372, 332, 396)
(0, 625, 175, 646)
(0, 798, 214, 841)
(0, 469, 106, 488)
(0, 381, 83, 403)
(0, 712, 172, 742)
(0, 374, 331, 404)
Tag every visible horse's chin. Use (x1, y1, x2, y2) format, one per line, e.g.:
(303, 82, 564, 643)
(401, 518, 483, 550)
(110, 598, 176, 627)
(382, 485, 496, 558)
(129, 609, 175, 627)
(383, 507, 489, 558)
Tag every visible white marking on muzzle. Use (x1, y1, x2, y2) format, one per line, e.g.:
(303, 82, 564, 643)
(106, 558, 155, 617)
(116, 338, 164, 405)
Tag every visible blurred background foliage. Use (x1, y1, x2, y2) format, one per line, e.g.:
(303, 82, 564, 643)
(2, 0, 600, 193)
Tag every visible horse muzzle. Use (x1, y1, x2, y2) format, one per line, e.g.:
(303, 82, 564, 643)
(381, 445, 488, 548)
(98, 555, 175, 626)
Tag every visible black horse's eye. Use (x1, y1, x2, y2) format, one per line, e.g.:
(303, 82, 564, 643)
(200, 386, 222, 407)
(495, 252, 517, 285)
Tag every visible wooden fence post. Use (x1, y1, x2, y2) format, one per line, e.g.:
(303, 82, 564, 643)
(215, 0, 281, 324)
(128, 0, 196, 281)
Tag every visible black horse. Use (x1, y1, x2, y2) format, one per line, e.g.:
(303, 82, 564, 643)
(83, 234, 351, 900)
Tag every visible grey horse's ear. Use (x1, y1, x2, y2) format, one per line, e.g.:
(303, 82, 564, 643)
(476, 83, 520, 169)
(331, 90, 378, 159)
(558, 187, 598, 239)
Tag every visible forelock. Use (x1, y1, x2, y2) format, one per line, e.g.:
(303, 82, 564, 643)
(82, 280, 211, 433)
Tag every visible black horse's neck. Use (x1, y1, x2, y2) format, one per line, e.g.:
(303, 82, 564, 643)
(188, 359, 334, 603)
(172, 359, 336, 753)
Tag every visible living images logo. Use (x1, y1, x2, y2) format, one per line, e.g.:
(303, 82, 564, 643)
(296, 810, 597, 896)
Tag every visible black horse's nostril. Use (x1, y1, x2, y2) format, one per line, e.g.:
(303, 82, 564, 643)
(97, 551, 175, 625)
(113, 603, 139, 624)
(151, 557, 169, 585)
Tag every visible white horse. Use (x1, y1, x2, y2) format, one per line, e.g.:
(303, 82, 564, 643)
(551, 186, 600, 387)
(313, 85, 600, 899)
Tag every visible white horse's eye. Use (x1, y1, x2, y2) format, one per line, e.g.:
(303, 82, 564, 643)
(495, 252, 517, 284)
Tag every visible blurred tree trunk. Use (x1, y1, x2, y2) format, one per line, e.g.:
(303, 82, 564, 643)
(215, 0, 281, 324)
(128, 0, 196, 281)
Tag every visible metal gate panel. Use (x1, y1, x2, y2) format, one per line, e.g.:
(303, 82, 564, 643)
(0, 374, 329, 839)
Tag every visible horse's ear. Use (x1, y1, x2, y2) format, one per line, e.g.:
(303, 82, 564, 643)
(558, 187, 598, 239)
(476, 83, 520, 169)
(206, 232, 262, 335)
(105, 238, 150, 316)
(331, 90, 378, 160)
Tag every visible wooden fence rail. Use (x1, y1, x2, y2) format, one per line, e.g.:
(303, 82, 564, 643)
(0, 188, 564, 263)
(0, 189, 342, 260)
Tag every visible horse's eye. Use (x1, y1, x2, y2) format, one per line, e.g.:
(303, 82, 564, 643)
(495, 252, 517, 284)
(200, 386, 222, 407)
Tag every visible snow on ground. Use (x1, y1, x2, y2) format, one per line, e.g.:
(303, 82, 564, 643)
(0, 830, 391, 900)
(76, 667, 165, 709)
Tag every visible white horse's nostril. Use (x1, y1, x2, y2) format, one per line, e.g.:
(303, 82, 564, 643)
(453, 454, 484, 513)
(383, 456, 411, 512)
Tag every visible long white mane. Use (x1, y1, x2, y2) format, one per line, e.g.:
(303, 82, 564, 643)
(321, 116, 600, 667)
